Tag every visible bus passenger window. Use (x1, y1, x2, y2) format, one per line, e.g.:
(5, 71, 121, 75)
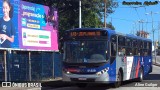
(110, 42, 117, 64)
(111, 43, 116, 56)
(118, 37, 125, 46)
(143, 49, 148, 56)
(133, 48, 138, 55)
(126, 48, 132, 56)
(140, 49, 144, 56)
(118, 47, 125, 56)
(148, 50, 151, 56)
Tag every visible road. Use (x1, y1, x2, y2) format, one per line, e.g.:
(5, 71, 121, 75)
(39, 65, 160, 90)
(0, 65, 160, 90)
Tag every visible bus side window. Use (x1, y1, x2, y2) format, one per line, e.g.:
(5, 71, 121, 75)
(147, 41, 152, 56)
(110, 42, 117, 64)
(140, 49, 144, 56)
(148, 49, 152, 56)
(143, 49, 148, 56)
(118, 47, 125, 56)
(118, 36, 125, 46)
(134, 48, 138, 55)
(110, 35, 117, 64)
(126, 47, 132, 56)
(111, 43, 116, 56)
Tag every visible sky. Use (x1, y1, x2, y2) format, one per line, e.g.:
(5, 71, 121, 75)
(107, 0, 160, 42)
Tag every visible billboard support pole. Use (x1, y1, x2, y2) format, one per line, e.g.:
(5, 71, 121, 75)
(52, 52, 55, 78)
(29, 51, 31, 81)
(7, 50, 11, 81)
(79, 0, 82, 28)
(4, 50, 7, 81)
(41, 52, 43, 79)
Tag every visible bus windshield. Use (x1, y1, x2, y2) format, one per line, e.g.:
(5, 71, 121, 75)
(64, 40, 108, 63)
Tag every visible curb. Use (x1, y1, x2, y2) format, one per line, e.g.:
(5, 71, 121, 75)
(40, 77, 76, 87)
(41, 77, 62, 82)
(41, 80, 75, 87)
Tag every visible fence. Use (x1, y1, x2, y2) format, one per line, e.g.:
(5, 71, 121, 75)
(0, 50, 62, 81)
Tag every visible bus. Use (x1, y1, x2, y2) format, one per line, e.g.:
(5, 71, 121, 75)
(62, 28, 152, 87)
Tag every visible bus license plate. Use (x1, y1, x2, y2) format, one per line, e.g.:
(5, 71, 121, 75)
(78, 78, 87, 80)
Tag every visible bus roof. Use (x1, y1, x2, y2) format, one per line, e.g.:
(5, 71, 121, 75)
(66, 28, 107, 31)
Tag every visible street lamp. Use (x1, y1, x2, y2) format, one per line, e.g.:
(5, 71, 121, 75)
(145, 11, 159, 64)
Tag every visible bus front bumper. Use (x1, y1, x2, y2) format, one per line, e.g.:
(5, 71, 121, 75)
(62, 72, 110, 83)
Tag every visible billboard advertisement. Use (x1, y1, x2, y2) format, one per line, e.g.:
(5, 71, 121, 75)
(0, 0, 58, 51)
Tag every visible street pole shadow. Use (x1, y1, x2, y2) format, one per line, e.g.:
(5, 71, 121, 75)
(41, 73, 160, 90)
(144, 74, 160, 80)
(81, 83, 114, 90)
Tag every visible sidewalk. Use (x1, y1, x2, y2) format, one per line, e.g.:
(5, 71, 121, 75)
(0, 78, 63, 90)
(0, 77, 75, 90)
(153, 56, 160, 66)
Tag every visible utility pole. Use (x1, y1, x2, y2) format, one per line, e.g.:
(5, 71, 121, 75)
(158, 22, 160, 48)
(146, 11, 157, 64)
(79, 0, 81, 28)
(138, 20, 141, 36)
(141, 20, 144, 37)
(151, 11, 156, 64)
(104, 0, 107, 28)
(150, 11, 156, 64)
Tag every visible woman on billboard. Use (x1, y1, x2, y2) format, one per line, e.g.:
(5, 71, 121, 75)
(0, 0, 15, 48)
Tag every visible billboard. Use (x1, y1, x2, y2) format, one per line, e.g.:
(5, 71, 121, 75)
(0, 0, 58, 51)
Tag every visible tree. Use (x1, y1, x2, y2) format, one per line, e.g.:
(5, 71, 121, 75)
(23, 0, 117, 52)
(23, 0, 117, 30)
(106, 22, 115, 30)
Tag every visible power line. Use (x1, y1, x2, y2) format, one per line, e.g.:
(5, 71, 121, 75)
(108, 17, 160, 23)
(144, 6, 148, 33)
(110, 0, 160, 39)
(133, 7, 141, 19)
(108, 17, 134, 22)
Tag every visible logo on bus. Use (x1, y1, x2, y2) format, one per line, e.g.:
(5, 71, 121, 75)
(87, 69, 96, 72)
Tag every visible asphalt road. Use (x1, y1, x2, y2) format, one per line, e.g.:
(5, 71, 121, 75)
(41, 65, 160, 90)
(0, 65, 160, 90)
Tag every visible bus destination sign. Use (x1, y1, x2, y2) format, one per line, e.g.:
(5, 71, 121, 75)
(70, 31, 101, 37)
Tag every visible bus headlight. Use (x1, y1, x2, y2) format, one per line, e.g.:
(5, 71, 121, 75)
(63, 68, 80, 74)
(66, 71, 70, 74)
(96, 67, 109, 76)
(96, 71, 102, 76)
(63, 68, 70, 74)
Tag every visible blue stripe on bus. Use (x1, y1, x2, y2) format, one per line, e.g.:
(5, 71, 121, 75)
(108, 60, 116, 82)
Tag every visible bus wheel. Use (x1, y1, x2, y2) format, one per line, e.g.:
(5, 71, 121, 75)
(114, 71, 122, 88)
(76, 83, 87, 88)
(138, 68, 143, 82)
